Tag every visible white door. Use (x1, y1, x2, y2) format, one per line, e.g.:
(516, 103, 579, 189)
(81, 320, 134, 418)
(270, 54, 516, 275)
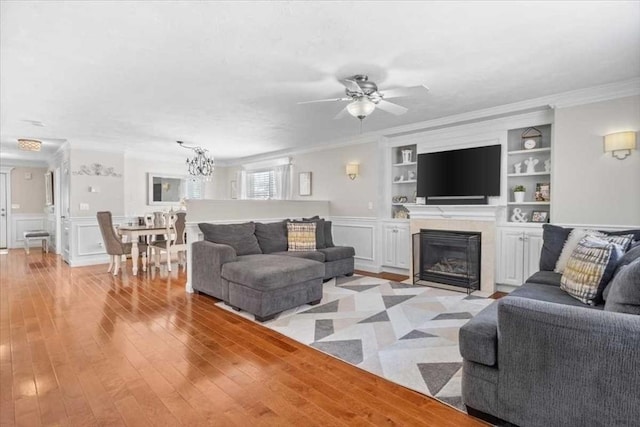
(395, 225, 411, 269)
(382, 224, 397, 266)
(0, 173, 7, 248)
(60, 161, 71, 262)
(524, 231, 544, 280)
(498, 230, 525, 286)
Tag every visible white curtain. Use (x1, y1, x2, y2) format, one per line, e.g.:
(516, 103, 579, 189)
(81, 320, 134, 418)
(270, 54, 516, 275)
(236, 170, 247, 199)
(272, 163, 291, 200)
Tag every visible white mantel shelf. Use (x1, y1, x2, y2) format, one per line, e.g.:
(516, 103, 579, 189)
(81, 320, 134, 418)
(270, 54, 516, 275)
(405, 204, 504, 221)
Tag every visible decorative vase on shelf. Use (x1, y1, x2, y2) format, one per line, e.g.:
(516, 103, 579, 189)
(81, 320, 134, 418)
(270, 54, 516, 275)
(514, 191, 526, 203)
(401, 150, 412, 163)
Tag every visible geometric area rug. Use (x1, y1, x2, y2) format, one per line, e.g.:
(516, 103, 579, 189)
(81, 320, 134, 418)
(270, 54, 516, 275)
(216, 275, 494, 412)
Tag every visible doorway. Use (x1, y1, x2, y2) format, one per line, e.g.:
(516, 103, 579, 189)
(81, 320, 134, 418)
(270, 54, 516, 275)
(0, 172, 7, 249)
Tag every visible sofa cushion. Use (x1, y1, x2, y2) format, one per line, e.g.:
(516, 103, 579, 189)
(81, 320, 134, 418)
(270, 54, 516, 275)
(221, 254, 324, 289)
(604, 259, 640, 315)
(511, 282, 603, 309)
(560, 236, 623, 305)
(540, 224, 572, 271)
(287, 222, 316, 251)
(459, 301, 499, 366)
(199, 222, 262, 256)
(525, 271, 562, 287)
(324, 221, 335, 248)
(318, 246, 355, 262)
(255, 221, 288, 254)
(273, 250, 325, 263)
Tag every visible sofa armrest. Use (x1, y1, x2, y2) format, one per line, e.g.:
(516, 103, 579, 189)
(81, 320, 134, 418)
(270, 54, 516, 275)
(191, 240, 237, 300)
(497, 297, 640, 427)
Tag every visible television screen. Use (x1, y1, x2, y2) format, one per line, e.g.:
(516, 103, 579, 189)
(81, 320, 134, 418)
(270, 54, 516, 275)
(417, 145, 501, 198)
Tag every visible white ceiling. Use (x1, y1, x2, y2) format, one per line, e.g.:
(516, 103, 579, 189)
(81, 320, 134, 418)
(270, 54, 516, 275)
(1, 1, 639, 164)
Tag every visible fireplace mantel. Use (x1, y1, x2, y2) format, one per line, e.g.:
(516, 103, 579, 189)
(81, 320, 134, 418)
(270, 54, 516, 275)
(405, 204, 504, 221)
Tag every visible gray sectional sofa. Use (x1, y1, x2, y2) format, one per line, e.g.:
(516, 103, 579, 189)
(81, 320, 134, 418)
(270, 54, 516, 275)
(460, 225, 640, 427)
(191, 218, 355, 321)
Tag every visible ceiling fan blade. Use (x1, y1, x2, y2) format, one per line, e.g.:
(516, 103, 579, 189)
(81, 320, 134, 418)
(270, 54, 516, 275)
(333, 106, 350, 120)
(297, 97, 350, 105)
(339, 79, 364, 95)
(381, 85, 430, 99)
(376, 100, 408, 116)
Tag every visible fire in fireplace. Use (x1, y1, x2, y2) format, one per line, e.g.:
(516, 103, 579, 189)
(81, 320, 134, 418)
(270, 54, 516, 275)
(413, 229, 481, 293)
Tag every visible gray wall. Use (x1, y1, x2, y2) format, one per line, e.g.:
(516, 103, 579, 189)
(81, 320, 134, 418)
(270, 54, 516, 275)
(554, 95, 640, 226)
(10, 166, 47, 213)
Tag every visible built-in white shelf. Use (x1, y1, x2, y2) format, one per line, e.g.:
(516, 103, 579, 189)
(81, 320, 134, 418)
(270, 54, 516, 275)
(507, 172, 551, 177)
(507, 147, 551, 155)
(508, 201, 551, 205)
(392, 161, 417, 167)
(392, 180, 417, 184)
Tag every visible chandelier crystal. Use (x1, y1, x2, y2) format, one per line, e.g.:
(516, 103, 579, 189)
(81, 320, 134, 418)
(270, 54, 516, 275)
(177, 141, 215, 180)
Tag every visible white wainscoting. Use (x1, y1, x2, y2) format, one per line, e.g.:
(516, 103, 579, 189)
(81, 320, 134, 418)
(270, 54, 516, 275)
(331, 216, 379, 272)
(65, 216, 132, 267)
(10, 213, 46, 248)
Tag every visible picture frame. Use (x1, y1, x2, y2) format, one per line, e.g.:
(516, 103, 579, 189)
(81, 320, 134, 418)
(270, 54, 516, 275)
(230, 180, 237, 199)
(299, 172, 311, 196)
(44, 171, 54, 206)
(531, 210, 549, 223)
(535, 182, 550, 201)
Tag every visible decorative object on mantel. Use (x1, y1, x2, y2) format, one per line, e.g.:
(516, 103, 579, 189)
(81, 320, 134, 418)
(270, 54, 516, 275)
(392, 196, 408, 203)
(72, 163, 122, 177)
(531, 210, 549, 223)
(521, 127, 542, 150)
(394, 208, 409, 219)
(544, 159, 551, 173)
(524, 157, 538, 174)
(416, 196, 426, 205)
(603, 131, 637, 160)
(18, 138, 42, 152)
(511, 208, 528, 223)
(401, 149, 413, 163)
(177, 140, 214, 180)
(513, 185, 526, 203)
(513, 162, 522, 174)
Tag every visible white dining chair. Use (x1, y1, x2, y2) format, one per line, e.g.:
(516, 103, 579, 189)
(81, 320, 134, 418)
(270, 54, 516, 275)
(150, 212, 187, 271)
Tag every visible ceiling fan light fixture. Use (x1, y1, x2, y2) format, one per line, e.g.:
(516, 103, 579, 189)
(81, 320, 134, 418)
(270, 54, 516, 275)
(347, 97, 375, 120)
(17, 139, 42, 152)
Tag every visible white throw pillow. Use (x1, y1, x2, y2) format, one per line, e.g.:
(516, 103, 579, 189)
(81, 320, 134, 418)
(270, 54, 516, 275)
(555, 229, 604, 273)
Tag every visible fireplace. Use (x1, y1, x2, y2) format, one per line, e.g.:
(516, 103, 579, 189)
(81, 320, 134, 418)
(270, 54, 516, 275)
(413, 229, 481, 293)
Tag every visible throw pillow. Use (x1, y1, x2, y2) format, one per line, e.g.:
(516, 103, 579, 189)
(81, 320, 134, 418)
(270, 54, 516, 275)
(254, 221, 288, 254)
(303, 215, 321, 221)
(560, 235, 623, 305)
(602, 228, 640, 243)
(555, 229, 604, 273)
(287, 222, 317, 252)
(292, 219, 326, 249)
(540, 224, 572, 271)
(603, 241, 640, 300)
(198, 222, 262, 256)
(604, 258, 640, 315)
(324, 221, 335, 248)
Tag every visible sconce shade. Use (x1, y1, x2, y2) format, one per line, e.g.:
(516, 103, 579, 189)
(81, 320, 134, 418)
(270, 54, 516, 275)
(347, 98, 375, 120)
(346, 162, 359, 180)
(604, 131, 637, 160)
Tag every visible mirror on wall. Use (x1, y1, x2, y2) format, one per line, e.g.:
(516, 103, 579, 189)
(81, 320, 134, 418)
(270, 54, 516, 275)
(148, 173, 187, 205)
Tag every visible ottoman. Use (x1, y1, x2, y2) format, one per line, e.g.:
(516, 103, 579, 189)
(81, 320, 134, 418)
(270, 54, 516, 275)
(221, 254, 325, 322)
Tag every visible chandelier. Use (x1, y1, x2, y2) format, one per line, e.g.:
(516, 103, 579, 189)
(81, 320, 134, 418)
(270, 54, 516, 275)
(177, 141, 214, 180)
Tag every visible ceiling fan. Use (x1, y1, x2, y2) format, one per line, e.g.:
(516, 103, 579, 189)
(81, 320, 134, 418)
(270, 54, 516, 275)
(298, 74, 429, 121)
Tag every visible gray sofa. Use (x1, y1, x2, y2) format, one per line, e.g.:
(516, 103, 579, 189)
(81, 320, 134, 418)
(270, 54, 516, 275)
(191, 219, 355, 321)
(460, 225, 640, 427)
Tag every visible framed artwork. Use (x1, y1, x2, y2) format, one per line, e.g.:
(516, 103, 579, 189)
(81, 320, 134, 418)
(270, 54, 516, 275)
(535, 182, 550, 201)
(299, 172, 312, 196)
(44, 171, 54, 206)
(531, 211, 549, 223)
(230, 180, 237, 199)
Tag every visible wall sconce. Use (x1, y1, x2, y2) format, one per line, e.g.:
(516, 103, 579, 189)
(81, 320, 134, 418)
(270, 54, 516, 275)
(604, 131, 637, 160)
(346, 162, 359, 180)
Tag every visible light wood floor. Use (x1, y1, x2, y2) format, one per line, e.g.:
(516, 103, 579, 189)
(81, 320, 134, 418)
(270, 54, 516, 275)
(1, 249, 486, 426)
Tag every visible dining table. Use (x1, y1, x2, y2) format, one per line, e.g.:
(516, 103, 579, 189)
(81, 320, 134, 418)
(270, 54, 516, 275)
(117, 224, 168, 275)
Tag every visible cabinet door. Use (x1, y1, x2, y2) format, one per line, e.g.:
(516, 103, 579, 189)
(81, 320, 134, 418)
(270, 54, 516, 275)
(498, 230, 525, 286)
(395, 225, 410, 269)
(524, 231, 544, 279)
(382, 224, 397, 266)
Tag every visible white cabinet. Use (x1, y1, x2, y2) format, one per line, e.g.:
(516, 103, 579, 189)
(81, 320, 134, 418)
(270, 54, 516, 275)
(382, 222, 410, 269)
(497, 227, 543, 286)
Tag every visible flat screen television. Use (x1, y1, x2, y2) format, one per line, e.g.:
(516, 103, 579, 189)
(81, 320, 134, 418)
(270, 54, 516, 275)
(416, 145, 501, 201)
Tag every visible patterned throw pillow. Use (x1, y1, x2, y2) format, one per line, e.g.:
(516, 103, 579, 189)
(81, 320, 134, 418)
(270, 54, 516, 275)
(560, 235, 624, 305)
(287, 222, 316, 251)
(555, 230, 634, 273)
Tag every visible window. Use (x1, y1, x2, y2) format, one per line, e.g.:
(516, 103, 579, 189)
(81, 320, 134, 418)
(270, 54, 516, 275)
(246, 169, 276, 199)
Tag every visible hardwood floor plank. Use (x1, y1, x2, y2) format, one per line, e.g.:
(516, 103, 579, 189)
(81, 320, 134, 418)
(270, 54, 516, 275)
(1, 250, 486, 426)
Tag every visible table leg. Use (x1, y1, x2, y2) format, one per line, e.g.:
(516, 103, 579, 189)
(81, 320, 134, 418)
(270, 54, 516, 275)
(131, 241, 139, 276)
